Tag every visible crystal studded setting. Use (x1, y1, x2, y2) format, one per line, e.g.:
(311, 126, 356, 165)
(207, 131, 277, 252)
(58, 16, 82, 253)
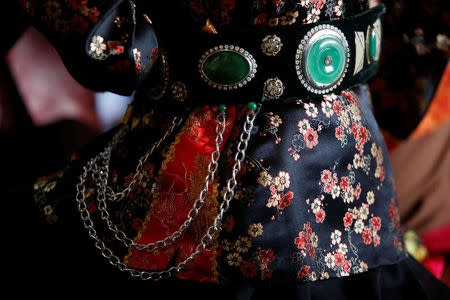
(199, 45, 257, 90)
(263, 77, 285, 99)
(261, 34, 283, 56)
(295, 24, 349, 95)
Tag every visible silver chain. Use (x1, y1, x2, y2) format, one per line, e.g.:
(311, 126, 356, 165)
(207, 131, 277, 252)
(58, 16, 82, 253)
(92, 111, 227, 251)
(75, 108, 256, 280)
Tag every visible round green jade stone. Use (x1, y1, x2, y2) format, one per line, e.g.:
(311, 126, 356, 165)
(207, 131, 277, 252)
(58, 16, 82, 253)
(369, 30, 377, 59)
(306, 37, 346, 86)
(247, 102, 257, 111)
(203, 50, 250, 85)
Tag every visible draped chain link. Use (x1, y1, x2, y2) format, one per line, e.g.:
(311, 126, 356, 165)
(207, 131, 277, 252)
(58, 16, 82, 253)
(75, 108, 256, 280)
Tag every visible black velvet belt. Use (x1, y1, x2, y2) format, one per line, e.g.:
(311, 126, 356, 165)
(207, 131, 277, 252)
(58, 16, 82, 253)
(138, 4, 385, 106)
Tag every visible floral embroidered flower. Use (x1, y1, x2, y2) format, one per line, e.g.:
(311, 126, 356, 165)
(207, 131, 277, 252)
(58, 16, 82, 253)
(333, 100, 343, 115)
(248, 223, 263, 238)
(258, 249, 274, 264)
(240, 261, 258, 277)
(88, 6, 100, 22)
(304, 128, 319, 149)
(330, 185, 340, 199)
(324, 94, 337, 102)
(133, 48, 142, 73)
(45, 0, 62, 18)
(311, 198, 322, 213)
(373, 234, 381, 247)
(297, 265, 310, 278)
(227, 252, 243, 266)
(335, 126, 343, 139)
(320, 169, 332, 185)
(273, 171, 290, 191)
(90, 35, 107, 55)
(334, 252, 345, 266)
(359, 203, 370, 220)
(321, 100, 334, 118)
(354, 218, 364, 234)
(320, 272, 330, 280)
(261, 267, 273, 280)
(339, 176, 349, 191)
(279, 191, 293, 209)
(362, 229, 372, 244)
(269, 114, 282, 127)
(358, 126, 368, 145)
(341, 260, 351, 276)
(338, 243, 348, 255)
(310, 232, 319, 248)
(343, 185, 355, 204)
(224, 215, 235, 232)
(235, 236, 252, 253)
(280, 10, 299, 26)
(304, 103, 318, 118)
(324, 252, 335, 268)
(359, 261, 368, 273)
(343, 212, 353, 227)
(366, 191, 375, 205)
(331, 229, 342, 245)
(295, 231, 308, 249)
(371, 217, 381, 231)
(108, 41, 125, 55)
(315, 209, 325, 223)
(334, 0, 343, 17)
(298, 119, 311, 134)
(267, 193, 280, 208)
(257, 171, 272, 187)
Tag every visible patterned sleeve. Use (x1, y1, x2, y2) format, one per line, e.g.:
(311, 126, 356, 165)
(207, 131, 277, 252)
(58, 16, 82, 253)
(17, 0, 159, 95)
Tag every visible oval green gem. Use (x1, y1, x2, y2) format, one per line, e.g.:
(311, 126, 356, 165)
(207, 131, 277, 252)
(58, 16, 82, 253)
(369, 30, 377, 59)
(306, 37, 346, 86)
(203, 51, 250, 85)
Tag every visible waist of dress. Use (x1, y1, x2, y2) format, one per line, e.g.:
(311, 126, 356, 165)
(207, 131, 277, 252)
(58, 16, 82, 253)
(137, 4, 385, 107)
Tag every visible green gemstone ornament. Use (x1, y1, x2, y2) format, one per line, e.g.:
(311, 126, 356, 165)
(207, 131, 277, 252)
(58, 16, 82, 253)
(247, 102, 257, 111)
(368, 30, 377, 60)
(218, 104, 227, 111)
(306, 37, 346, 86)
(203, 51, 250, 85)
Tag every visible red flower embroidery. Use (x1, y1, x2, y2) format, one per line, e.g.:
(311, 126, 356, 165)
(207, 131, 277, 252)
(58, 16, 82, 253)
(340, 176, 349, 190)
(108, 41, 124, 54)
(371, 217, 381, 231)
(224, 216, 235, 232)
(363, 229, 372, 244)
(335, 126, 343, 139)
(240, 262, 258, 277)
(315, 209, 325, 223)
(333, 101, 342, 115)
(304, 128, 319, 149)
(295, 231, 308, 249)
(261, 268, 273, 280)
(258, 249, 274, 264)
(297, 265, 310, 278)
(343, 212, 353, 227)
(279, 191, 293, 209)
(334, 252, 345, 266)
(321, 169, 332, 184)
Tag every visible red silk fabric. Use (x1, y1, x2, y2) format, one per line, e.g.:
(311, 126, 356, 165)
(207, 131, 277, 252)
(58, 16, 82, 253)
(125, 106, 236, 282)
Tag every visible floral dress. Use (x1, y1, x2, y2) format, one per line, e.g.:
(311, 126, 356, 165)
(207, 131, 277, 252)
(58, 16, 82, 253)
(19, 0, 450, 297)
